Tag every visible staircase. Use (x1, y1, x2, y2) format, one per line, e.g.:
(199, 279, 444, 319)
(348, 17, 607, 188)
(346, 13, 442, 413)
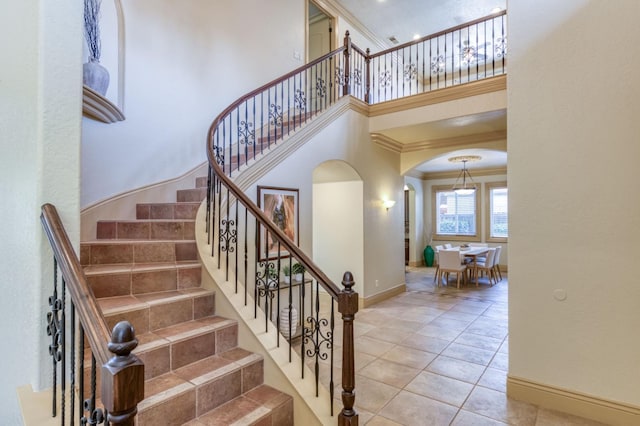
(80, 176, 293, 425)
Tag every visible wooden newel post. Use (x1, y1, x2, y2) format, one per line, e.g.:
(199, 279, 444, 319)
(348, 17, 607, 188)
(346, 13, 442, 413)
(365, 48, 371, 104)
(343, 31, 352, 97)
(338, 271, 359, 426)
(101, 321, 145, 426)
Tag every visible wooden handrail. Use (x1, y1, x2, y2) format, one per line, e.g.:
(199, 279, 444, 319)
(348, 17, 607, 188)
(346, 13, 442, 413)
(41, 203, 111, 364)
(41, 203, 144, 425)
(369, 10, 507, 58)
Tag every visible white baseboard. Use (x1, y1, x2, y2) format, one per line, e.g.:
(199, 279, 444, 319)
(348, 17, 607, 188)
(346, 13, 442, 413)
(507, 376, 640, 426)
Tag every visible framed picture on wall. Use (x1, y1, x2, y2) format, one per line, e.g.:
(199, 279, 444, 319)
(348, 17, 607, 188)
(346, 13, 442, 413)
(257, 186, 299, 260)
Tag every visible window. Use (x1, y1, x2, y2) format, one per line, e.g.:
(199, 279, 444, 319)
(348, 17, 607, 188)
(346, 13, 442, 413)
(432, 185, 480, 241)
(486, 182, 508, 241)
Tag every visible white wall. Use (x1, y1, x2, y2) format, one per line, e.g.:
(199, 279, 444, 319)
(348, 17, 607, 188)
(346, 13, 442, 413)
(82, 0, 307, 208)
(509, 0, 640, 407)
(0, 0, 82, 423)
(313, 181, 364, 295)
(248, 109, 404, 299)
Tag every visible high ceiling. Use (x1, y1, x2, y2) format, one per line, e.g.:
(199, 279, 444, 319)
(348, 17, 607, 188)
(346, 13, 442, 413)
(335, 0, 508, 174)
(338, 0, 507, 47)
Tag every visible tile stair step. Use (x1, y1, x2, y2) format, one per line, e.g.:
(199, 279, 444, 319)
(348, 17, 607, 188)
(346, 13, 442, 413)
(195, 176, 208, 188)
(97, 288, 215, 335)
(136, 202, 201, 220)
(81, 240, 198, 266)
(84, 261, 202, 298)
(96, 219, 196, 240)
(190, 384, 293, 426)
(177, 188, 207, 203)
(137, 350, 277, 425)
(81, 315, 237, 398)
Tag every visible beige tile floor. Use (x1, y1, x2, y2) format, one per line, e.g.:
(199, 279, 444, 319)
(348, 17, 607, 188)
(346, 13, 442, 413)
(328, 266, 608, 426)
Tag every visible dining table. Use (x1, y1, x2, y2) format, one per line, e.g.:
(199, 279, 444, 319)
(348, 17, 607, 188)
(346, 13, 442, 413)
(458, 246, 489, 286)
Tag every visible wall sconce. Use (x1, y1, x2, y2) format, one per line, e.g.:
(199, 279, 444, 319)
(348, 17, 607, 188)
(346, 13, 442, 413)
(382, 200, 396, 211)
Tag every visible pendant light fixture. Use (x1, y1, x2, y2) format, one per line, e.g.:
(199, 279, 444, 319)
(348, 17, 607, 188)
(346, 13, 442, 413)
(450, 155, 481, 195)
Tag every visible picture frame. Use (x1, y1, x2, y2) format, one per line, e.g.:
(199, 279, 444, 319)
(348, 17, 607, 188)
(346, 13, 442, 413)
(257, 186, 299, 260)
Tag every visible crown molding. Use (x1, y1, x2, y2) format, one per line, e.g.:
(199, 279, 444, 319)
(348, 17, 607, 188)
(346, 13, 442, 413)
(371, 133, 403, 153)
(403, 130, 507, 152)
(372, 129, 506, 154)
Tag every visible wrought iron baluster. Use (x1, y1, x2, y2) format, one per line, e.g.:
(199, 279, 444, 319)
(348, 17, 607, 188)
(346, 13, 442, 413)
(47, 257, 63, 419)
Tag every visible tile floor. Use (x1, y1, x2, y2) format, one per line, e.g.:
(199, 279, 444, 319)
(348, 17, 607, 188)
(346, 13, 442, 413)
(329, 266, 608, 426)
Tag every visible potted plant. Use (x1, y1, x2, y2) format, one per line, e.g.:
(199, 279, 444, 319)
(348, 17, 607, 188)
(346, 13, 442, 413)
(282, 264, 291, 284)
(265, 264, 279, 288)
(291, 262, 305, 282)
(83, 0, 109, 95)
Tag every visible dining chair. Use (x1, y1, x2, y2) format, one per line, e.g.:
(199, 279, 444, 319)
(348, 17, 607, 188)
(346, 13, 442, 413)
(437, 249, 467, 289)
(432, 245, 445, 283)
(444, 243, 453, 249)
(493, 246, 503, 281)
(473, 247, 497, 286)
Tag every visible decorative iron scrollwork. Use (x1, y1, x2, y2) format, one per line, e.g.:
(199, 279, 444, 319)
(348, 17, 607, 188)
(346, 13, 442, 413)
(213, 145, 225, 166)
(315, 77, 326, 97)
(403, 63, 417, 81)
(219, 219, 237, 253)
(378, 70, 391, 88)
(238, 120, 255, 145)
(495, 37, 507, 59)
(269, 104, 282, 126)
(47, 293, 63, 363)
(334, 67, 347, 87)
(351, 69, 362, 86)
(294, 89, 306, 111)
(431, 55, 445, 74)
(303, 316, 332, 361)
(82, 399, 106, 425)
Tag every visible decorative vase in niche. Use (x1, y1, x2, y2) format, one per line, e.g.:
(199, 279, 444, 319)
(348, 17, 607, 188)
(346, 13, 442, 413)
(280, 306, 298, 339)
(83, 59, 109, 96)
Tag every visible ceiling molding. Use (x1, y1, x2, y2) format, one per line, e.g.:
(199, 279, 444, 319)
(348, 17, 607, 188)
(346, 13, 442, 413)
(317, 0, 391, 51)
(372, 129, 506, 153)
(420, 166, 507, 180)
(371, 133, 403, 153)
(369, 75, 506, 117)
(402, 129, 507, 152)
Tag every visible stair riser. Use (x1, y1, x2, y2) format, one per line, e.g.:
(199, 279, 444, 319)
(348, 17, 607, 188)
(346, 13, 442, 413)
(137, 203, 200, 220)
(81, 241, 197, 266)
(102, 294, 214, 335)
(87, 266, 202, 298)
(177, 188, 207, 203)
(96, 221, 195, 240)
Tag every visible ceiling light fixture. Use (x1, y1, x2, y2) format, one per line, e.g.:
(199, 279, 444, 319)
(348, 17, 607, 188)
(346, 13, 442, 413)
(449, 155, 481, 195)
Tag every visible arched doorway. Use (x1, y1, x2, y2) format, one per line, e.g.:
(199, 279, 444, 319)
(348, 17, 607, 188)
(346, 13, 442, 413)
(312, 160, 364, 296)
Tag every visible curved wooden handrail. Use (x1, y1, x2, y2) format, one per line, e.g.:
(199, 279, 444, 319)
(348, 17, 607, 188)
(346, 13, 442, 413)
(41, 203, 111, 364)
(206, 48, 348, 300)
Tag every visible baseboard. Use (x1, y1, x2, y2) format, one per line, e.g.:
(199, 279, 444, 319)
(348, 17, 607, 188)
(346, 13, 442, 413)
(507, 376, 640, 426)
(362, 283, 406, 308)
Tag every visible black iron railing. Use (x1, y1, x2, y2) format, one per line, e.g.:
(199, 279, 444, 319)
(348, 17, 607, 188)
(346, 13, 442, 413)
(41, 204, 144, 426)
(204, 12, 506, 424)
(369, 11, 507, 102)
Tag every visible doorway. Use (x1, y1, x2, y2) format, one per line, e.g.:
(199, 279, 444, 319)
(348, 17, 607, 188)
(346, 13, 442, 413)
(307, 0, 335, 62)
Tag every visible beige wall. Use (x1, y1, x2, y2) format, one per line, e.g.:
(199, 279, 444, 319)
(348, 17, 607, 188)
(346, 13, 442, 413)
(81, 0, 308, 208)
(0, 0, 83, 422)
(509, 0, 640, 409)
(249, 109, 405, 299)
